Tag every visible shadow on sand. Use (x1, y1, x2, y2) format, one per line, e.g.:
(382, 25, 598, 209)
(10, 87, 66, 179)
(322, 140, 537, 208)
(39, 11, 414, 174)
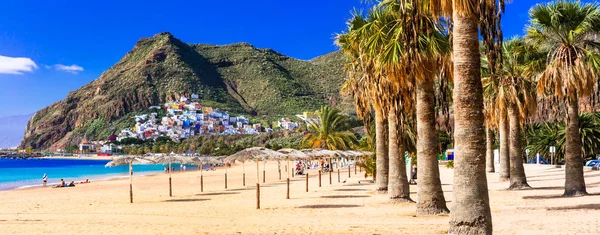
(163, 198, 210, 202)
(523, 192, 600, 200)
(546, 203, 600, 211)
(320, 195, 370, 199)
(297, 204, 362, 209)
(333, 189, 369, 192)
(195, 192, 240, 196)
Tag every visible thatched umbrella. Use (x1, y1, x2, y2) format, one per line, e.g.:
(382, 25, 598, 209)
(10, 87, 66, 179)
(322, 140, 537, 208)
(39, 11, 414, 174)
(105, 156, 155, 203)
(224, 147, 284, 209)
(277, 148, 310, 199)
(192, 156, 223, 192)
(151, 153, 195, 197)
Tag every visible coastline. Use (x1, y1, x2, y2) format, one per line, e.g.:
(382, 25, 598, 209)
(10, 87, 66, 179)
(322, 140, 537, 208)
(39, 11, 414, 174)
(0, 157, 169, 191)
(40, 155, 117, 160)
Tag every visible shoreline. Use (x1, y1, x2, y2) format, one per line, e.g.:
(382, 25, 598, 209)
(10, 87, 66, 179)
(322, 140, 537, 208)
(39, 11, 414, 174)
(40, 155, 116, 160)
(5, 170, 166, 192)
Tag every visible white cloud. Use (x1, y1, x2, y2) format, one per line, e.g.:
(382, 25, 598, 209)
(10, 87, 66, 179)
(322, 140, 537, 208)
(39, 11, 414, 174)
(0, 55, 38, 75)
(43, 65, 51, 69)
(55, 64, 84, 74)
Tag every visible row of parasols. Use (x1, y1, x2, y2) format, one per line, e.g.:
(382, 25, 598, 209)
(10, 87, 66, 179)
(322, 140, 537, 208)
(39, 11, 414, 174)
(106, 147, 372, 209)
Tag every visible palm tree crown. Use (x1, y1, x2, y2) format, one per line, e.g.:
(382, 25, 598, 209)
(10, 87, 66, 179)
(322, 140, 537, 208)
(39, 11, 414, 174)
(526, 0, 600, 101)
(302, 106, 358, 150)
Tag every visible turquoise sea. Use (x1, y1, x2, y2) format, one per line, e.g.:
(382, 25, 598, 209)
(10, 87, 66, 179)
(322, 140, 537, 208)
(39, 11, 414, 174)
(0, 158, 195, 190)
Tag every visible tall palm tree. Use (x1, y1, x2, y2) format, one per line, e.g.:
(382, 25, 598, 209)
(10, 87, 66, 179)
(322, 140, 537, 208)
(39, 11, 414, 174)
(421, 0, 505, 233)
(501, 38, 539, 189)
(337, 9, 391, 193)
(526, 0, 600, 196)
(302, 106, 358, 150)
(482, 55, 510, 181)
(364, 0, 451, 213)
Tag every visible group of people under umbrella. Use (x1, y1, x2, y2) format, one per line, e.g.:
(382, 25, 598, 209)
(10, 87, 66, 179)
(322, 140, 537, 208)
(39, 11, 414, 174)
(105, 148, 372, 208)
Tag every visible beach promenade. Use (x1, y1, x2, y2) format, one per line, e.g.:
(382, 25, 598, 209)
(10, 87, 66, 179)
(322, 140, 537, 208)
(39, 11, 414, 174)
(1, 162, 599, 234)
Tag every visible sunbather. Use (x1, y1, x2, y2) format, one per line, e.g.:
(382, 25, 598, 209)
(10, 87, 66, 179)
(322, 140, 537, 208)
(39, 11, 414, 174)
(53, 179, 66, 188)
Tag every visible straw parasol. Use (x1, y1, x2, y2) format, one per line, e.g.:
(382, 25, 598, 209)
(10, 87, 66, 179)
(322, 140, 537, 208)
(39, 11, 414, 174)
(192, 156, 223, 192)
(105, 156, 155, 203)
(277, 148, 310, 199)
(150, 153, 196, 197)
(225, 147, 285, 209)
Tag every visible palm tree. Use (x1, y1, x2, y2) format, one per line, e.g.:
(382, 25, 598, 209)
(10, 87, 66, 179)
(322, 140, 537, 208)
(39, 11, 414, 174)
(420, 0, 505, 232)
(501, 38, 540, 189)
(302, 106, 358, 150)
(485, 127, 495, 173)
(482, 56, 510, 181)
(527, 112, 600, 163)
(376, 0, 452, 213)
(526, 0, 600, 196)
(337, 10, 390, 193)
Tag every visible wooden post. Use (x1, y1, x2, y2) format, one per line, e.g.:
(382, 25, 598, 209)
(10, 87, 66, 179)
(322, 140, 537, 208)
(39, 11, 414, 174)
(306, 173, 309, 192)
(287, 159, 290, 199)
(200, 162, 204, 192)
(337, 169, 340, 183)
(354, 163, 357, 175)
(225, 173, 228, 189)
(129, 163, 133, 203)
(279, 169, 281, 180)
(329, 169, 332, 185)
(256, 183, 261, 209)
(263, 161, 266, 183)
(263, 170, 266, 183)
(286, 178, 290, 199)
(348, 165, 351, 178)
(256, 160, 260, 209)
(169, 177, 172, 197)
(243, 161, 246, 186)
(169, 157, 172, 197)
(318, 170, 322, 187)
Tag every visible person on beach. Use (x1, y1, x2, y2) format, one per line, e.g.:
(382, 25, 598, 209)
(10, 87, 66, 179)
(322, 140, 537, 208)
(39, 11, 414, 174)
(53, 179, 65, 188)
(42, 174, 48, 187)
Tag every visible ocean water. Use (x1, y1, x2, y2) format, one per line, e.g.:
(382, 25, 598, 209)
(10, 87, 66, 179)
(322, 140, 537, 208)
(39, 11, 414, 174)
(0, 158, 197, 190)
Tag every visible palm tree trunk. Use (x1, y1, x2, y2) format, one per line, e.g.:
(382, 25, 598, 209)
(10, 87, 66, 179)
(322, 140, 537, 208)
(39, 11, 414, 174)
(375, 107, 389, 193)
(387, 106, 411, 202)
(416, 78, 448, 214)
(486, 127, 495, 173)
(448, 9, 493, 234)
(564, 95, 587, 196)
(508, 104, 530, 189)
(499, 113, 510, 181)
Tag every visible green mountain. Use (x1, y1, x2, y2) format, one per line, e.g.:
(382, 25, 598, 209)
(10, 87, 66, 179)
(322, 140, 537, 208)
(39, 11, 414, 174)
(21, 32, 351, 150)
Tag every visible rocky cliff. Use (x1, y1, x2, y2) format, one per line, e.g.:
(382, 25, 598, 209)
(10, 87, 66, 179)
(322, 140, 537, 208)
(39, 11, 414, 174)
(21, 32, 350, 150)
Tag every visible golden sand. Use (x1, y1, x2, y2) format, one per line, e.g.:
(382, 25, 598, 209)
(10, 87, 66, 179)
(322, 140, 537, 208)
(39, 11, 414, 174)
(1, 162, 599, 234)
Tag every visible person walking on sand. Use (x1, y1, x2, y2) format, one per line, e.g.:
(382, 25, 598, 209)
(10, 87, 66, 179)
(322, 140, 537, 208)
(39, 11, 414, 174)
(42, 174, 48, 187)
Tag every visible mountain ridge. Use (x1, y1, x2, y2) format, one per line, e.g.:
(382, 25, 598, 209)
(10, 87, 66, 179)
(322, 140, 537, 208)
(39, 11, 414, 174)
(21, 32, 350, 150)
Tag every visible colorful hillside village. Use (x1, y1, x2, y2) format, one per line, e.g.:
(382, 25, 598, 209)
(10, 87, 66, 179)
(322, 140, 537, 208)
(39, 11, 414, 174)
(116, 96, 307, 142)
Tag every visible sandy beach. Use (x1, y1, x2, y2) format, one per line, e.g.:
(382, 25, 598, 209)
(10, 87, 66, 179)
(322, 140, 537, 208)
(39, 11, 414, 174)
(1, 162, 599, 234)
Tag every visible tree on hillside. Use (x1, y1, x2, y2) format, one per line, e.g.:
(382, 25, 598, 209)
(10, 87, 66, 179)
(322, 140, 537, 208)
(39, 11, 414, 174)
(526, 0, 600, 196)
(301, 106, 358, 150)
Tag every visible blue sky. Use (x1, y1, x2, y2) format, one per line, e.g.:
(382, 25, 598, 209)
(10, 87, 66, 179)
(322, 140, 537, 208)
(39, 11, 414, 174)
(0, 0, 570, 117)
